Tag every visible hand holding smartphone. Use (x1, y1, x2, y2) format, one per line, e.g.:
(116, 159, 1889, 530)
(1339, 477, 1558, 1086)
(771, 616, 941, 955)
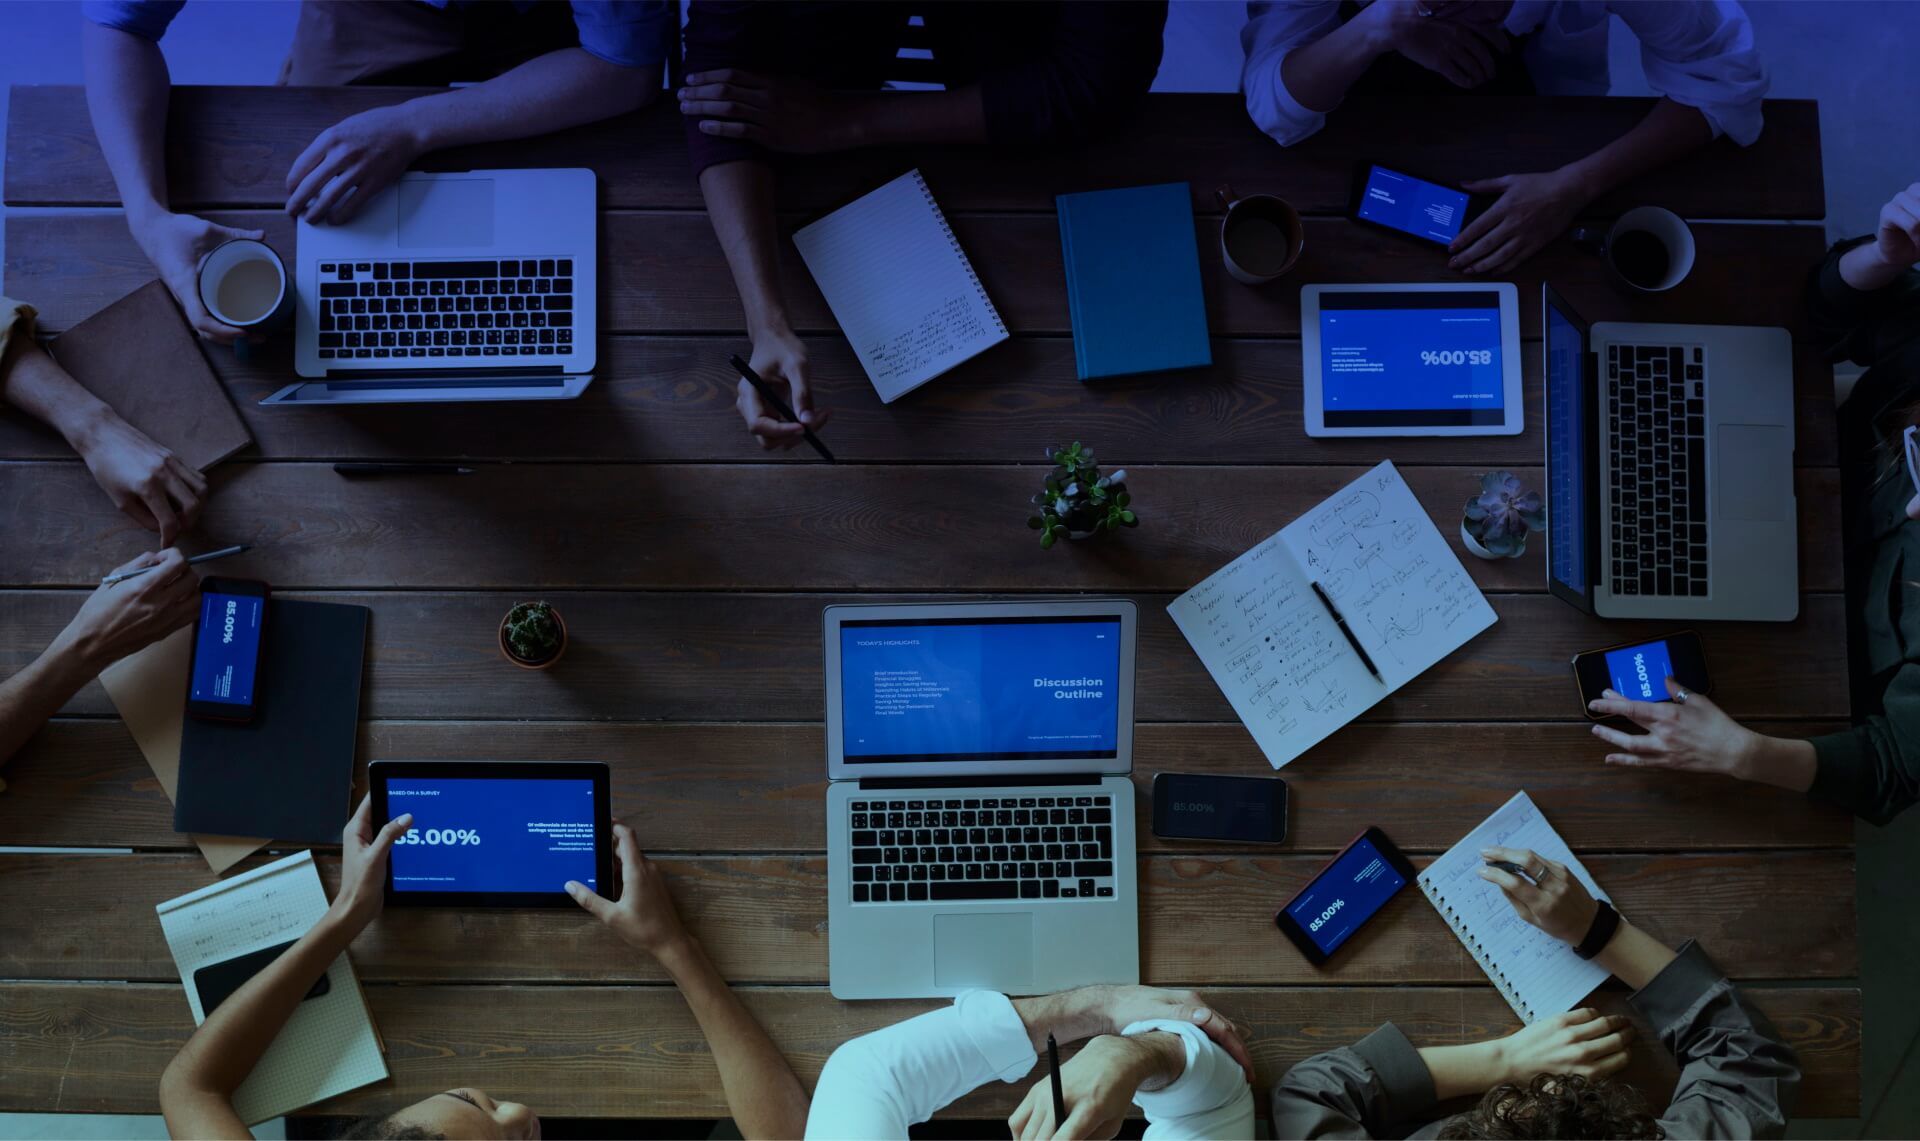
(1572, 630, 1710, 717)
(186, 577, 270, 723)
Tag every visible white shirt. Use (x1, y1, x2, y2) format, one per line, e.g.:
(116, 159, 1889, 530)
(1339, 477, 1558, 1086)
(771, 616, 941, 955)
(1242, 0, 1769, 147)
(803, 990, 1256, 1140)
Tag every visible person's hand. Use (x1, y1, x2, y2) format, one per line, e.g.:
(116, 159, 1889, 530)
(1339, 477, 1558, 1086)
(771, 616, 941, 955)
(1477, 846, 1598, 945)
(1587, 677, 1765, 777)
(735, 326, 830, 451)
(1365, 0, 1511, 88)
(49, 549, 200, 673)
(678, 69, 859, 153)
(72, 413, 208, 546)
(1448, 170, 1587, 275)
(1871, 181, 1920, 271)
(1063, 984, 1254, 1084)
(1494, 1007, 1635, 1084)
(129, 211, 267, 344)
(1008, 1033, 1180, 1141)
(285, 104, 427, 225)
(331, 794, 414, 929)
(567, 823, 692, 956)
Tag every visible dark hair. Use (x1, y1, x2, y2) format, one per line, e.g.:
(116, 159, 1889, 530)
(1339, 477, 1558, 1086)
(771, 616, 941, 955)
(333, 1116, 443, 1141)
(1435, 1073, 1664, 1140)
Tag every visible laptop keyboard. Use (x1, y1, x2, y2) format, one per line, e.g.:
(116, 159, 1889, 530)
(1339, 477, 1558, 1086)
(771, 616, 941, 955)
(314, 259, 575, 361)
(1606, 343, 1710, 597)
(849, 794, 1118, 904)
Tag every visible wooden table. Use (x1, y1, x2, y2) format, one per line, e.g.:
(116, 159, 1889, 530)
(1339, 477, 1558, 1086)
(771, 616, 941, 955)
(0, 88, 1858, 1121)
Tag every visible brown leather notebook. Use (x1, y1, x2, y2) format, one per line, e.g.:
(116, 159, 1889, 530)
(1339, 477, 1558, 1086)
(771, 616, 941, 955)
(48, 280, 252, 470)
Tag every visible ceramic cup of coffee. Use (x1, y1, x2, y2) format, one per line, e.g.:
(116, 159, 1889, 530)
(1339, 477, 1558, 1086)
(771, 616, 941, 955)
(1217, 185, 1304, 285)
(196, 238, 292, 352)
(1574, 206, 1696, 293)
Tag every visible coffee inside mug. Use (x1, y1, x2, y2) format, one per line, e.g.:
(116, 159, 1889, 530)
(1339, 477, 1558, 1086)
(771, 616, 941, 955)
(1603, 206, 1695, 292)
(199, 240, 286, 327)
(1224, 203, 1301, 277)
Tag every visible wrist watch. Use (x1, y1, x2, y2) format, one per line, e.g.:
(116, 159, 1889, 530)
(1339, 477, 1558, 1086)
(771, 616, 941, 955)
(1574, 900, 1621, 960)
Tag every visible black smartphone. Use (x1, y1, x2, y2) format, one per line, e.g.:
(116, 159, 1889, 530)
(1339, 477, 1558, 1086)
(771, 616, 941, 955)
(1274, 826, 1415, 966)
(1151, 772, 1288, 843)
(1572, 630, 1710, 719)
(1349, 163, 1476, 247)
(192, 940, 330, 1016)
(185, 576, 270, 724)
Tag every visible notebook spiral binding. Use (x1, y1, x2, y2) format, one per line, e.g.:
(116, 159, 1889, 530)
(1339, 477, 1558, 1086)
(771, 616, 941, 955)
(1419, 879, 1535, 1021)
(912, 171, 1006, 335)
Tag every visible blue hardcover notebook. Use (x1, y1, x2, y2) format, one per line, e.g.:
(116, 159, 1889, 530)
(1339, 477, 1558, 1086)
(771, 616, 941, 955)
(1057, 182, 1212, 381)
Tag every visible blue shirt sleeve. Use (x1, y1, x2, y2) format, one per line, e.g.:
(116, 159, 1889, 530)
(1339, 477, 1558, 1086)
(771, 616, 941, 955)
(568, 0, 672, 69)
(81, 0, 186, 41)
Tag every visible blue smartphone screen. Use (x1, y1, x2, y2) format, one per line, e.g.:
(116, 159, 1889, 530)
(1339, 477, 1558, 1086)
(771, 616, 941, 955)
(1604, 639, 1675, 702)
(1283, 835, 1408, 955)
(190, 591, 265, 706)
(1355, 165, 1470, 244)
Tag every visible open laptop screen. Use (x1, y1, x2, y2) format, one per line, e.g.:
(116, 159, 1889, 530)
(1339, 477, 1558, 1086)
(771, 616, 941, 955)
(838, 616, 1123, 764)
(1545, 293, 1590, 603)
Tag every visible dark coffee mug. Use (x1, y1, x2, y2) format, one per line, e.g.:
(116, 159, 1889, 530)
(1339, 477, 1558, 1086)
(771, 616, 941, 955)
(1217, 185, 1304, 285)
(1573, 206, 1696, 293)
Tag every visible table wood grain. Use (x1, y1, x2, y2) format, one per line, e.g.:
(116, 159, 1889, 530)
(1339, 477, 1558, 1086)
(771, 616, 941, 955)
(1, 85, 1852, 1120)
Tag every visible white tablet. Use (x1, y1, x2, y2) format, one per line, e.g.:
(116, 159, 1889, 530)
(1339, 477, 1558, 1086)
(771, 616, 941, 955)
(1302, 282, 1523, 437)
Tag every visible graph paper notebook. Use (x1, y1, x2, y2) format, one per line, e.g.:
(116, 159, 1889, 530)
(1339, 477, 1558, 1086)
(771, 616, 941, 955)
(156, 850, 386, 1123)
(1419, 791, 1615, 1023)
(793, 168, 1008, 403)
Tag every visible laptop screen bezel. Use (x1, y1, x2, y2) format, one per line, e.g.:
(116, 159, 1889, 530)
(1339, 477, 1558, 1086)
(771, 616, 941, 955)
(1542, 284, 1600, 614)
(823, 600, 1137, 780)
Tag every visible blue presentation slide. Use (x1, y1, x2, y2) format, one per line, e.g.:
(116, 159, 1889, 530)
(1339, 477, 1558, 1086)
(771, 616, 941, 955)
(840, 619, 1121, 761)
(1320, 303, 1503, 414)
(1606, 640, 1675, 702)
(190, 591, 263, 706)
(387, 778, 599, 893)
(1356, 167, 1470, 243)
(1286, 836, 1407, 955)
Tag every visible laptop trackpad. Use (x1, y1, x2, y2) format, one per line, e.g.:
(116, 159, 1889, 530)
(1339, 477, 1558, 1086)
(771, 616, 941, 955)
(1715, 425, 1792, 522)
(398, 179, 495, 248)
(933, 913, 1034, 992)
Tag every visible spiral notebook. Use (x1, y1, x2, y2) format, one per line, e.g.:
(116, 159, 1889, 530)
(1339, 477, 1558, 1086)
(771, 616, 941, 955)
(793, 168, 1008, 402)
(1418, 791, 1614, 1024)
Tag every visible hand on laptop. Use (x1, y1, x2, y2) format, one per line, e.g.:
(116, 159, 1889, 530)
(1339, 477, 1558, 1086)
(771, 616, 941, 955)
(1448, 169, 1584, 276)
(74, 413, 207, 547)
(679, 70, 858, 153)
(567, 823, 692, 957)
(130, 210, 267, 344)
(331, 794, 414, 930)
(1586, 677, 1759, 778)
(285, 105, 426, 226)
(47, 549, 199, 675)
(737, 326, 831, 451)
(1008, 1031, 1188, 1141)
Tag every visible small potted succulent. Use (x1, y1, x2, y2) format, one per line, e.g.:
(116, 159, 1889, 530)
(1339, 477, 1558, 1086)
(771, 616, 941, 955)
(1027, 441, 1138, 549)
(500, 600, 567, 670)
(1461, 471, 1546, 559)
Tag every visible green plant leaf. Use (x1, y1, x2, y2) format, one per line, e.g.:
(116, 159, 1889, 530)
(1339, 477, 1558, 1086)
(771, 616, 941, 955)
(1040, 531, 1057, 549)
(1120, 509, 1136, 524)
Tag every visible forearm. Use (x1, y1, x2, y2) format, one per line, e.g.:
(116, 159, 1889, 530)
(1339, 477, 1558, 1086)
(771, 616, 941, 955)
(1012, 989, 1109, 1053)
(1415, 1040, 1507, 1101)
(0, 333, 119, 453)
(1838, 240, 1912, 292)
(699, 161, 790, 335)
(82, 23, 175, 220)
(1557, 98, 1713, 202)
(656, 937, 808, 1140)
(1277, 8, 1390, 114)
(842, 87, 987, 148)
(1593, 919, 1679, 991)
(1736, 733, 1818, 793)
(0, 643, 97, 768)
(402, 48, 657, 154)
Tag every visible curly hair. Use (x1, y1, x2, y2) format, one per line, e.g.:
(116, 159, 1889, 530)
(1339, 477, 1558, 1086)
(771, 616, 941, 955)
(332, 1116, 443, 1140)
(1435, 1073, 1664, 1140)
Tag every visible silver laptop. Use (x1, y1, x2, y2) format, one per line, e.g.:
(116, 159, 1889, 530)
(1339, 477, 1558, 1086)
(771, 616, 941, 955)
(824, 600, 1140, 1000)
(264, 169, 597, 405)
(1543, 284, 1797, 620)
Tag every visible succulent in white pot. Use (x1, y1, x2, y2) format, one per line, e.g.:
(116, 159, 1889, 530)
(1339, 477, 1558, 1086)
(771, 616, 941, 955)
(1461, 471, 1545, 559)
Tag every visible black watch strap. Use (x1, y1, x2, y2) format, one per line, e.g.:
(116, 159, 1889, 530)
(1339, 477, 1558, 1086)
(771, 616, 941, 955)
(1574, 900, 1621, 960)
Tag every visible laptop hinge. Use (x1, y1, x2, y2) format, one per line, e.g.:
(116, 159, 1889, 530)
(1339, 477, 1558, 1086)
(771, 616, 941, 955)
(857, 773, 1104, 791)
(323, 365, 567, 381)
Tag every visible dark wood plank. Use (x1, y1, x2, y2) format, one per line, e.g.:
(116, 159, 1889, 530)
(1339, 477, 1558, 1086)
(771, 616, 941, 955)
(0, 719, 1851, 853)
(5, 212, 1829, 340)
(0, 590, 1851, 725)
(0, 849, 1853, 984)
(6, 88, 1823, 218)
(0, 463, 1845, 595)
(0, 333, 1842, 469)
(0, 982, 1859, 1117)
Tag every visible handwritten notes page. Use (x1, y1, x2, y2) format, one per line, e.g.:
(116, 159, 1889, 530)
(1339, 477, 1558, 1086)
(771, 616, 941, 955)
(1419, 792, 1614, 1023)
(156, 851, 386, 1124)
(793, 169, 1008, 402)
(1167, 460, 1496, 769)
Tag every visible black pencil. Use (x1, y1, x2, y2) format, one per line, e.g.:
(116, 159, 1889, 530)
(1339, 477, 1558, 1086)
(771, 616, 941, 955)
(1048, 1032, 1066, 1123)
(729, 353, 835, 462)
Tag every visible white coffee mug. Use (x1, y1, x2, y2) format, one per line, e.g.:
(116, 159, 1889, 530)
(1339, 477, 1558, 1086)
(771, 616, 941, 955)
(1574, 206, 1696, 293)
(197, 239, 292, 336)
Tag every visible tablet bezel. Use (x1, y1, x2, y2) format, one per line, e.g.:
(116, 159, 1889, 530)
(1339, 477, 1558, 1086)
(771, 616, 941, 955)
(1302, 281, 1524, 437)
(370, 760, 614, 909)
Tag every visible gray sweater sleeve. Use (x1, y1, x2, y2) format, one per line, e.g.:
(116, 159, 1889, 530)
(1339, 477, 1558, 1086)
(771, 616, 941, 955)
(1268, 1023, 1437, 1139)
(1633, 941, 1801, 1139)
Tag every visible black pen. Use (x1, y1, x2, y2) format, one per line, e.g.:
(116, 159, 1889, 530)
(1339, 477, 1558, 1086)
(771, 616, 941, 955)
(1048, 1032, 1066, 1124)
(1485, 859, 1534, 883)
(1310, 580, 1383, 682)
(333, 462, 474, 476)
(729, 353, 834, 462)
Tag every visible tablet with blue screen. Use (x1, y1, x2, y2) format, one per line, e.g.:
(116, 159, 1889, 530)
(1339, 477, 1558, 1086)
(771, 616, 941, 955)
(1302, 282, 1523, 437)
